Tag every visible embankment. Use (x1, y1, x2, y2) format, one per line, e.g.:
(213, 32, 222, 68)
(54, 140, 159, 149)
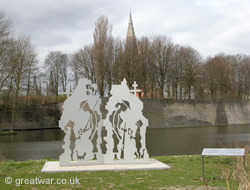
(0, 103, 61, 130)
(143, 99, 250, 128)
(0, 99, 249, 129)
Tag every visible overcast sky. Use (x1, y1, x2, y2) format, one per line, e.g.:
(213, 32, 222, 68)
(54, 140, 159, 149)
(1, 0, 250, 64)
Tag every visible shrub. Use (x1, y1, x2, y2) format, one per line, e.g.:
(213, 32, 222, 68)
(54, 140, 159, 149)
(222, 146, 250, 190)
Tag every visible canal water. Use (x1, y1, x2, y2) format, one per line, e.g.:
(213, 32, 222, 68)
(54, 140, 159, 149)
(0, 125, 249, 161)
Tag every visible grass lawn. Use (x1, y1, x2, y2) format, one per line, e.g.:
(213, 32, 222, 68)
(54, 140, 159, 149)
(0, 155, 249, 189)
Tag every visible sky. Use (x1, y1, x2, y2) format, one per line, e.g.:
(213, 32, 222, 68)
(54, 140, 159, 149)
(1, 0, 250, 65)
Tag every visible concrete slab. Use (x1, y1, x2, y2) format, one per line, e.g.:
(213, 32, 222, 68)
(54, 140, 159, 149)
(41, 159, 170, 173)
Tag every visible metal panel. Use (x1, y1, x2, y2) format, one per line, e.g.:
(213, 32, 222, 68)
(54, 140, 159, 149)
(202, 148, 245, 156)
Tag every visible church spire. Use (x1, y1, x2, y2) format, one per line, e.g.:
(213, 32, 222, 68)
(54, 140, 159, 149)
(126, 11, 136, 40)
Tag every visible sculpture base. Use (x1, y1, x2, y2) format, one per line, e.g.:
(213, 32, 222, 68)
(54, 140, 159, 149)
(41, 159, 170, 173)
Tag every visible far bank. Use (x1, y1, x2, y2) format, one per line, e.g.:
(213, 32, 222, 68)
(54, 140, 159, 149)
(143, 99, 250, 128)
(0, 99, 250, 130)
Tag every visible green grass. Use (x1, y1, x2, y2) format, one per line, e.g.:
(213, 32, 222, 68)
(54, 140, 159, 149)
(0, 155, 248, 189)
(0, 131, 17, 136)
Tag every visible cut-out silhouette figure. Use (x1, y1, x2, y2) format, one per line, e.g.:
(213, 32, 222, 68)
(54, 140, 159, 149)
(59, 78, 149, 166)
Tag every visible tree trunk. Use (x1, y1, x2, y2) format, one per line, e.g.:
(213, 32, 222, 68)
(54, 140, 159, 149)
(188, 86, 191, 99)
(11, 82, 20, 131)
(25, 65, 32, 104)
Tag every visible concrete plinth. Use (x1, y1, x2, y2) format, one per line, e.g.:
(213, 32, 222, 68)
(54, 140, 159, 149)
(41, 159, 170, 173)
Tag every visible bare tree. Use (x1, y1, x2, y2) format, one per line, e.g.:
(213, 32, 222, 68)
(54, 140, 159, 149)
(8, 34, 37, 130)
(71, 45, 95, 86)
(33, 75, 41, 96)
(25, 53, 38, 103)
(112, 38, 124, 84)
(169, 45, 185, 99)
(0, 10, 13, 91)
(105, 35, 115, 95)
(204, 54, 235, 99)
(180, 46, 202, 99)
(92, 15, 112, 96)
(44, 51, 68, 100)
(204, 57, 219, 99)
(226, 54, 250, 99)
(240, 56, 250, 99)
(60, 54, 68, 92)
(138, 36, 154, 97)
(152, 35, 174, 98)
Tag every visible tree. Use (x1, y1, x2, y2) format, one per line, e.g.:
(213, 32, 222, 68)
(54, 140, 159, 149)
(170, 45, 185, 99)
(152, 35, 174, 98)
(204, 57, 219, 99)
(0, 10, 13, 91)
(47, 69, 55, 96)
(92, 15, 112, 96)
(227, 54, 250, 99)
(204, 54, 235, 99)
(181, 46, 202, 99)
(137, 36, 154, 97)
(71, 45, 95, 86)
(112, 38, 124, 84)
(44, 51, 68, 100)
(60, 54, 68, 92)
(25, 51, 38, 103)
(194, 65, 204, 99)
(8, 34, 37, 130)
(33, 75, 41, 96)
(239, 56, 250, 99)
(104, 35, 115, 95)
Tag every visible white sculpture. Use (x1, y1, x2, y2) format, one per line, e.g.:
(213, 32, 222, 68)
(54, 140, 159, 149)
(59, 78, 149, 166)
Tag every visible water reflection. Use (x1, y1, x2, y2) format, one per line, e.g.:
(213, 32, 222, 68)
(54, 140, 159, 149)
(147, 125, 250, 156)
(0, 125, 249, 161)
(0, 129, 64, 161)
(0, 129, 63, 143)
